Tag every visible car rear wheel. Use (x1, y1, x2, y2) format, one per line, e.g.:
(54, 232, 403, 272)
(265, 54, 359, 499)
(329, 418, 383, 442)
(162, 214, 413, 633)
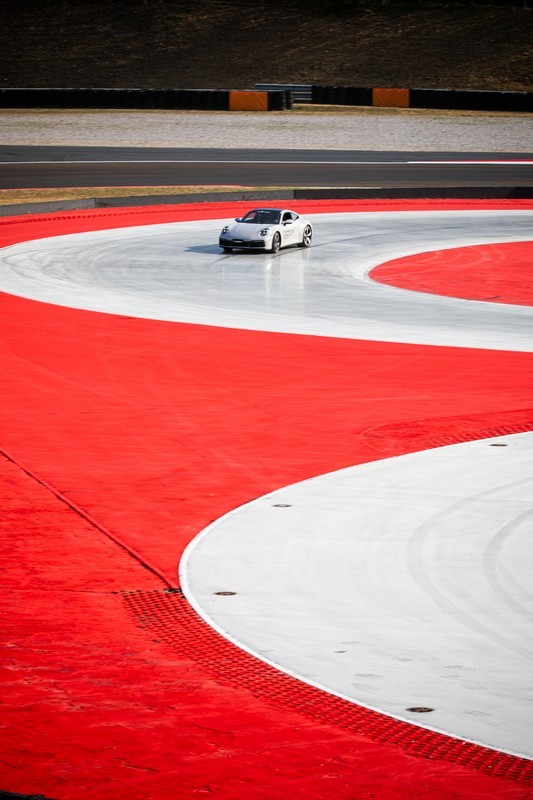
(299, 225, 312, 247)
(271, 232, 281, 254)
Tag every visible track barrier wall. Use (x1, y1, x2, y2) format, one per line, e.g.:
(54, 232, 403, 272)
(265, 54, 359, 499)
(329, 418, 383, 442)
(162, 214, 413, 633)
(2, 186, 532, 218)
(1, 86, 530, 112)
(0, 88, 292, 111)
(311, 84, 532, 112)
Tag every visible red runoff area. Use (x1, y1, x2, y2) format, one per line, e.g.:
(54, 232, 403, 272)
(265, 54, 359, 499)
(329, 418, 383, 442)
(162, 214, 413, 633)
(372, 240, 533, 306)
(1, 201, 532, 800)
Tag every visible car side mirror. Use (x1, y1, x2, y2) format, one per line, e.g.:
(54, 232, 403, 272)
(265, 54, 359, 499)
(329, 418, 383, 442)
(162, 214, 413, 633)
(235, 218, 241, 222)
(283, 220, 292, 225)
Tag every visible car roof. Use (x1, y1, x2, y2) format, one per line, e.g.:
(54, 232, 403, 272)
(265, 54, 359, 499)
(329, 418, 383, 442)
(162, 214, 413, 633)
(247, 207, 284, 213)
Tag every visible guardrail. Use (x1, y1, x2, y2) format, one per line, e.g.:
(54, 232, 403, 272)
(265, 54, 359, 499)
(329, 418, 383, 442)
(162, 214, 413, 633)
(255, 83, 312, 103)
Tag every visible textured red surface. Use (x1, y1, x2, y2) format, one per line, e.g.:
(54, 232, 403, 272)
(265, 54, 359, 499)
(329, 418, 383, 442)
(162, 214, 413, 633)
(372, 240, 533, 306)
(1, 201, 532, 800)
(121, 588, 533, 785)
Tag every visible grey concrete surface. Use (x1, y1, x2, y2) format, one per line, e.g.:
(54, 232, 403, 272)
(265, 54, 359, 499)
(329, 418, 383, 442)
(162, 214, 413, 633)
(0, 210, 531, 351)
(182, 432, 533, 758)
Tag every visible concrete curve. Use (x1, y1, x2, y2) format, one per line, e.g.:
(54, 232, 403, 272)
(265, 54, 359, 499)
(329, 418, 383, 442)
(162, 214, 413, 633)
(180, 432, 533, 758)
(0, 209, 532, 351)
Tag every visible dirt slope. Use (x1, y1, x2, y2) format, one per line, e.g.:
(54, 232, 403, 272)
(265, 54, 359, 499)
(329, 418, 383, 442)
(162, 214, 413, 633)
(1, 1, 532, 92)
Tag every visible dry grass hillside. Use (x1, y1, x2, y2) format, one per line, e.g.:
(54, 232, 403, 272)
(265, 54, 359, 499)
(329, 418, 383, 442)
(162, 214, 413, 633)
(1, 0, 532, 93)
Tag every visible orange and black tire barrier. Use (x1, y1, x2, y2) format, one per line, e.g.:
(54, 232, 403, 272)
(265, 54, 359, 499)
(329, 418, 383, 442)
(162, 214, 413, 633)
(0, 87, 292, 111)
(311, 85, 532, 112)
(0, 86, 529, 113)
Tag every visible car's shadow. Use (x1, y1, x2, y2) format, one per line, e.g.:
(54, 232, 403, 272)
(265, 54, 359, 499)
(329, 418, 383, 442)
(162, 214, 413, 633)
(186, 245, 266, 255)
(185, 245, 222, 254)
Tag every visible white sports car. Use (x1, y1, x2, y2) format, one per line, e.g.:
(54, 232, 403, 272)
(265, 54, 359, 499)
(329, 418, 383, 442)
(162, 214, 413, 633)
(219, 208, 313, 253)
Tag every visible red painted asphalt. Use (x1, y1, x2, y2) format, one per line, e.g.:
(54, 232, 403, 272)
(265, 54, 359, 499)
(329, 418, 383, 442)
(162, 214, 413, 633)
(1, 200, 532, 799)
(372, 240, 533, 306)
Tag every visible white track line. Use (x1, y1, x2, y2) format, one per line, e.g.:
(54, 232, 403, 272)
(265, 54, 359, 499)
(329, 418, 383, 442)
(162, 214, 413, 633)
(1, 159, 532, 165)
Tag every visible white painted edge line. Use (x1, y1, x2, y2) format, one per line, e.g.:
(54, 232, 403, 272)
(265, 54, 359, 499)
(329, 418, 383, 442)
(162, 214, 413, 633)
(1, 160, 532, 166)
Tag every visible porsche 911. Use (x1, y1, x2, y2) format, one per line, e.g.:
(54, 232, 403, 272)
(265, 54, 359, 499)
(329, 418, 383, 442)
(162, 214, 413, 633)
(219, 208, 313, 253)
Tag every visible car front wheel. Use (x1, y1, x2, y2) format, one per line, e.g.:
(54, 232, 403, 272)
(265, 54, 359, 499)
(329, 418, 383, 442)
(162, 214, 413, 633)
(222, 246, 233, 253)
(299, 225, 312, 247)
(270, 232, 281, 254)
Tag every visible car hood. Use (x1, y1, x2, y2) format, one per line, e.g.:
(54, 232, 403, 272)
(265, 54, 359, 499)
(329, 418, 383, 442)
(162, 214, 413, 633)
(227, 222, 275, 237)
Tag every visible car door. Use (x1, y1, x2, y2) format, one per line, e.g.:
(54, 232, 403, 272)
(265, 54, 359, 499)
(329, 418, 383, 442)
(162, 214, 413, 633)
(291, 212, 305, 240)
(282, 210, 297, 243)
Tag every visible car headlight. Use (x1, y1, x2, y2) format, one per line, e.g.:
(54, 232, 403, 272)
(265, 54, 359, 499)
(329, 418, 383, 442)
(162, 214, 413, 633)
(259, 228, 270, 236)
(221, 226, 229, 234)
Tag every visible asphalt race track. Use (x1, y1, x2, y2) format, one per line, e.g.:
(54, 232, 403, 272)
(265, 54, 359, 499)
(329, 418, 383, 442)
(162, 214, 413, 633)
(1, 146, 533, 188)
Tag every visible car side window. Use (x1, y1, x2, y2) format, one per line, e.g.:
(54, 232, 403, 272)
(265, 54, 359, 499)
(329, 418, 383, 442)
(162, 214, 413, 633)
(282, 212, 292, 222)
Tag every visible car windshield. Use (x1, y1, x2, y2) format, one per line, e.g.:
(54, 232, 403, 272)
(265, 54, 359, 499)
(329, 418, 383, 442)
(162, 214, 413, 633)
(240, 209, 281, 225)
